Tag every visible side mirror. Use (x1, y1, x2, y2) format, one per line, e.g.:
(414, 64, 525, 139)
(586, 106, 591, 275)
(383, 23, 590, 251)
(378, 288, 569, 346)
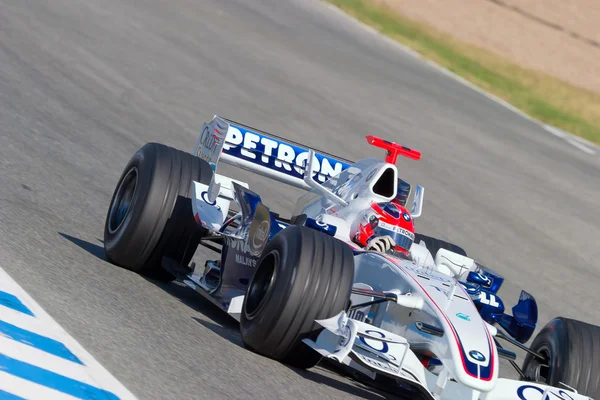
(410, 185, 424, 218)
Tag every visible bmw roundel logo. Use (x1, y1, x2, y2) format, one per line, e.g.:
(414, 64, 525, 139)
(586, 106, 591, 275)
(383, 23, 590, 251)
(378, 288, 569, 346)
(469, 350, 486, 362)
(402, 212, 411, 222)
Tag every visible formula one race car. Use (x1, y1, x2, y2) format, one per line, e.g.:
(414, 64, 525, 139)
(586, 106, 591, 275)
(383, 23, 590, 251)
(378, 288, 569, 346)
(103, 116, 600, 400)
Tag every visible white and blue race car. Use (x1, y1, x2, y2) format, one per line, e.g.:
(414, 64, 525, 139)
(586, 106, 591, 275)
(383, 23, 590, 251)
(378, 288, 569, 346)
(103, 116, 600, 400)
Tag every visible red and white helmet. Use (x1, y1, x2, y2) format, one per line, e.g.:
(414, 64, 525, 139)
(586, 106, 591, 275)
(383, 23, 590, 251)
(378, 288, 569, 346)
(352, 201, 416, 253)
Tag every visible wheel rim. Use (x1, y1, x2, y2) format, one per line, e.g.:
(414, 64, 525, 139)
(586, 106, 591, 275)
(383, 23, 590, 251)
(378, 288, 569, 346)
(107, 167, 138, 234)
(244, 250, 278, 319)
(525, 346, 552, 383)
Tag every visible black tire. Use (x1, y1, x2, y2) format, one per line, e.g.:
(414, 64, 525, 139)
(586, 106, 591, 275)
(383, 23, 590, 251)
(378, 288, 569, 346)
(240, 225, 354, 369)
(522, 317, 600, 398)
(414, 233, 467, 257)
(103, 142, 212, 282)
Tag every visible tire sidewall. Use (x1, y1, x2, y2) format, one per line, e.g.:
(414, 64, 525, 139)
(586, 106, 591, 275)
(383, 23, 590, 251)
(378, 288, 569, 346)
(104, 147, 152, 259)
(239, 224, 354, 366)
(240, 227, 301, 347)
(104, 143, 170, 270)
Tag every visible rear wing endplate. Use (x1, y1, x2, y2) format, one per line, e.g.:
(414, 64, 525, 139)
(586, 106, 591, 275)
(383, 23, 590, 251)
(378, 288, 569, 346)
(194, 115, 353, 190)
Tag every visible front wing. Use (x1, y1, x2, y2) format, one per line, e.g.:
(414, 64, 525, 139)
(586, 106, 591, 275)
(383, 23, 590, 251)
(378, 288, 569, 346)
(303, 311, 592, 400)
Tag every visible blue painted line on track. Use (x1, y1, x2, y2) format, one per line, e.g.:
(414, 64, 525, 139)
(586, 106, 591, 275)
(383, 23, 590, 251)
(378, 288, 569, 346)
(0, 320, 83, 365)
(0, 389, 27, 400)
(0, 354, 120, 400)
(0, 291, 34, 317)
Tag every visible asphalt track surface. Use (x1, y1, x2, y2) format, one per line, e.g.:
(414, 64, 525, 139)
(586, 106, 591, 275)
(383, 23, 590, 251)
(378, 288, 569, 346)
(1, 0, 600, 399)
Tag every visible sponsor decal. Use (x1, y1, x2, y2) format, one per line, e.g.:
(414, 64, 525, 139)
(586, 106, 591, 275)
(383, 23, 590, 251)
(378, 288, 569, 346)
(355, 353, 400, 374)
(402, 212, 411, 222)
(348, 309, 367, 322)
(197, 119, 227, 171)
(378, 221, 415, 240)
(235, 254, 257, 267)
(200, 191, 217, 206)
(253, 221, 269, 249)
(478, 292, 501, 308)
(359, 330, 394, 358)
(469, 350, 486, 362)
(517, 385, 575, 400)
(222, 124, 349, 182)
(228, 238, 253, 254)
(456, 312, 471, 321)
(248, 203, 271, 257)
(307, 218, 338, 236)
(469, 271, 492, 286)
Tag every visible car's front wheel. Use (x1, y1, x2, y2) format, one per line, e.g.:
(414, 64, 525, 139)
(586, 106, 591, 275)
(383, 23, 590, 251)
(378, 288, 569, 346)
(104, 142, 212, 282)
(522, 317, 600, 399)
(240, 225, 355, 369)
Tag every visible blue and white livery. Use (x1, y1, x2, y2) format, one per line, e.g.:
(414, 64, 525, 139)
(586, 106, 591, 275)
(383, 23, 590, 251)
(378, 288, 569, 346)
(103, 115, 598, 400)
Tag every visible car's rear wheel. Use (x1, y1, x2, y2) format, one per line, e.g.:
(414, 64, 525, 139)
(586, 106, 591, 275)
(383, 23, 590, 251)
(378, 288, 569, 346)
(240, 225, 355, 369)
(522, 317, 600, 398)
(104, 142, 212, 282)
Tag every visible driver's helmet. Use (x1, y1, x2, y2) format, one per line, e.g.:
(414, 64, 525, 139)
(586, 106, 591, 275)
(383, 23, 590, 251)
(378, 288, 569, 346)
(352, 201, 416, 253)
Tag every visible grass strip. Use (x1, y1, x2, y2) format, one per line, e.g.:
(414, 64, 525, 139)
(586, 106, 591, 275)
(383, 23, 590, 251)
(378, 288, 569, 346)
(325, 0, 600, 145)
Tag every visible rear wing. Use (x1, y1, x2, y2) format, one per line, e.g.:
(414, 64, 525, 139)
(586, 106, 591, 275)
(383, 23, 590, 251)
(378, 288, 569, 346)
(193, 115, 353, 190)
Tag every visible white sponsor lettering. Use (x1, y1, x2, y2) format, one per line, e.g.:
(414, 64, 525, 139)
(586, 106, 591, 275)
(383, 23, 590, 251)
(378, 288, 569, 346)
(223, 126, 244, 149)
(241, 132, 260, 159)
(235, 254, 257, 267)
(293, 151, 320, 176)
(222, 126, 344, 182)
(275, 143, 295, 171)
(229, 238, 252, 254)
(260, 137, 278, 163)
(479, 292, 500, 308)
(321, 158, 343, 179)
(476, 272, 492, 286)
(356, 353, 399, 374)
(315, 219, 330, 230)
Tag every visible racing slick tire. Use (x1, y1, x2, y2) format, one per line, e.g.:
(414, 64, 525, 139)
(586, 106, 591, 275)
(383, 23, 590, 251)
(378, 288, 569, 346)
(103, 142, 212, 282)
(414, 233, 467, 257)
(240, 225, 354, 370)
(522, 317, 600, 398)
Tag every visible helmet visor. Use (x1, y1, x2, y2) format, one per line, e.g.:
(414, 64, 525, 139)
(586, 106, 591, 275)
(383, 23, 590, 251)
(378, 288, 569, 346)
(373, 220, 415, 251)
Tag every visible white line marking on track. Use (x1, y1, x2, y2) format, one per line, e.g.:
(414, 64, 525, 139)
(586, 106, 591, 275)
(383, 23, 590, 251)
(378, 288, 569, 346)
(544, 125, 597, 155)
(0, 267, 138, 400)
(320, 1, 600, 157)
